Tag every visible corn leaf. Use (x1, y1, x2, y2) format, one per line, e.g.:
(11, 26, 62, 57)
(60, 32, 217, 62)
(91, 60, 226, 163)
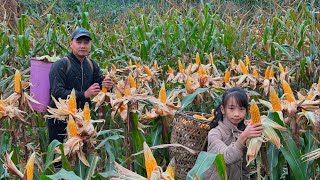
(186, 151, 226, 180)
(179, 88, 208, 111)
(44, 140, 61, 171)
(41, 169, 82, 180)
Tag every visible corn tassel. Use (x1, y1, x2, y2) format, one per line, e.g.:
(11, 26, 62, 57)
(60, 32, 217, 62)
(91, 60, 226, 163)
(278, 63, 285, 73)
(196, 52, 200, 65)
(209, 53, 213, 65)
(14, 70, 22, 94)
(67, 90, 77, 114)
(128, 74, 136, 88)
(158, 82, 167, 103)
(144, 65, 152, 77)
(83, 102, 91, 121)
(178, 60, 184, 73)
(239, 60, 249, 75)
(167, 65, 174, 74)
(282, 80, 295, 102)
(253, 68, 259, 78)
(143, 142, 158, 179)
(231, 58, 236, 70)
(250, 99, 261, 124)
(269, 87, 282, 111)
(224, 68, 231, 83)
(245, 55, 250, 66)
(264, 66, 270, 80)
(67, 116, 78, 138)
(24, 152, 36, 180)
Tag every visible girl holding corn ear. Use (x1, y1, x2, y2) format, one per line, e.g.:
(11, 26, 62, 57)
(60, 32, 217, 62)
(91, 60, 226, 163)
(204, 87, 263, 180)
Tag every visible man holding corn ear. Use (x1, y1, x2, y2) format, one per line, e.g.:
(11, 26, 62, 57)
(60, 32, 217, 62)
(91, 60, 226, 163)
(47, 28, 113, 154)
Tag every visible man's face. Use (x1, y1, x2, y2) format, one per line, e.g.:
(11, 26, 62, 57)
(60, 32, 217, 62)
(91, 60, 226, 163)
(70, 36, 91, 59)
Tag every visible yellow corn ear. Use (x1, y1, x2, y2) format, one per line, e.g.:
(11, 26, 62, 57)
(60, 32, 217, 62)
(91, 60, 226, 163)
(269, 68, 274, 78)
(111, 63, 117, 72)
(143, 142, 158, 179)
(264, 66, 270, 80)
(178, 60, 184, 73)
(24, 152, 36, 180)
(67, 90, 77, 114)
(269, 87, 282, 111)
(102, 75, 109, 93)
(196, 52, 200, 65)
(282, 80, 295, 102)
(154, 61, 158, 69)
(167, 65, 174, 74)
(144, 65, 152, 77)
(67, 116, 78, 138)
(165, 158, 175, 179)
(116, 91, 123, 99)
(124, 85, 131, 96)
(278, 63, 285, 73)
(250, 99, 261, 124)
(14, 70, 21, 94)
(128, 74, 136, 88)
(209, 53, 213, 65)
(136, 62, 141, 69)
(198, 65, 207, 76)
(239, 60, 249, 75)
(185, 77, 193, 94)
(129, 59, 133, 66)
(0, 100, 6, 111)
(193, 114, 208, 120)
(245, 55, 250, 66)
(224, 68, 231, 83)
(83, 102, 91, 121)
(253, 68, 259, 78)
(231, 58, 236, 70)
(159, 82, 167, 103)
(186, 64, 192, 75)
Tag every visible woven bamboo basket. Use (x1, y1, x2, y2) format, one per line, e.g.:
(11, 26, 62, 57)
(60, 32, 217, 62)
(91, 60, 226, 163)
(169, 111, 212, 179)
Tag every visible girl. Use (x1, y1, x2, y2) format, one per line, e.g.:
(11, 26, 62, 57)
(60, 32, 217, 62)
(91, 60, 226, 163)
(204, 87, 263, 180)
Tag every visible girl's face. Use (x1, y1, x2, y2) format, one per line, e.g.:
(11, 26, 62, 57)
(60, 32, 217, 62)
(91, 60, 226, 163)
(221, 96, 247, 126)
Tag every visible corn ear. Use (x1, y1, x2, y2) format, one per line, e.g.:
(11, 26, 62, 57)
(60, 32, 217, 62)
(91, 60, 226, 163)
(167, 65, 174, 74)
(250, 99, 261, 124)
(143, 142, 158, 179)
(253, 68, 259, 78)
(231, 58, 236, 70)
(224, 68, 231, 83)
(278, 63, 285, 73)
(159, 82, 167, 103)
(269, 68, 274, 78)
(83, 102, 91, 121)
(128, 74, 136, 88)
(143, 65, 152, 77)
(165, 158, 175, 179)
(0, 100, 6, 112)
(178, 60, 184, 73)
(269, 87, 282, 111)
(239, 60, 249, 75)
(136, 62, 141, 69)
(14, 70, 22, 94)
(67, 116, 78, 138)
(198, 65, 207, 76)
(24, 152, 36, 180)
(67, 89, 77, 114)
(196, 52, 200, 65)
(111, 63, 117, 72)
(129, 59, 132, 66)
(245, 55, 250, 66)
(209, 53, 213, 65)
(263, 66, 270, 80)
(153, 61, 158, 69)
(282, 80, 295, 102)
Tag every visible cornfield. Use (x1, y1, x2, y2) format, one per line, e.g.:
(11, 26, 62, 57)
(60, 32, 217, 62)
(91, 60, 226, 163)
(0, 0, 319, 179)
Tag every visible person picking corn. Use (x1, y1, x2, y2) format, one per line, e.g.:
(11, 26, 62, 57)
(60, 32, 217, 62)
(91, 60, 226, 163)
(47, 28, 113, 166)
(204, 87, 263, 180)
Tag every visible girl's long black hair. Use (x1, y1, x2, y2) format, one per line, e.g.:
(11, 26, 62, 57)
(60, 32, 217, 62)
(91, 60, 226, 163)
(209, 87, 249, 130)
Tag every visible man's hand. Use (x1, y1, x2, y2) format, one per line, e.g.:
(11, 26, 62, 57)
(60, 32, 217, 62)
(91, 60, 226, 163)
(84, 83, 101, 98)
(102, 77, 113, 90)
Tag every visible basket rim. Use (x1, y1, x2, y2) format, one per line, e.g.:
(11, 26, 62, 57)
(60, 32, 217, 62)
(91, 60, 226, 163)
(175, 111, 212, 125)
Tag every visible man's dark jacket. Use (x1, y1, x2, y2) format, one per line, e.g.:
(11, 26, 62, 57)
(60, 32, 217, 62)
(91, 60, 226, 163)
(49, 53, 103, 109)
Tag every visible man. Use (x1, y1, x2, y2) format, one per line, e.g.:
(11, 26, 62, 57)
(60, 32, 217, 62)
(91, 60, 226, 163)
(48, 27, 113, 145)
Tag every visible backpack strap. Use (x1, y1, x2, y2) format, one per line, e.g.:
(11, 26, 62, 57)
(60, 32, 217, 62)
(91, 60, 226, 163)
(63, 56, 93, 75)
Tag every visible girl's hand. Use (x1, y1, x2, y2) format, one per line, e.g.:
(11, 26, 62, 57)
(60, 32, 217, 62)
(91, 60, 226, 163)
(239, 123, 263, 145)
